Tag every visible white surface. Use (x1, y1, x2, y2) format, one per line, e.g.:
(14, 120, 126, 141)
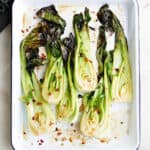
(11, 0, 139, 149)
(0, 0, 149, 150)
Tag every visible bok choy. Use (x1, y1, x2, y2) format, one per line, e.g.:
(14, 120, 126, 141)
(42, 41, 67, 104)
(80, 26, 111, 138)
(73, 8, 97, 92)
(20, 41, 54, 135)
(97, 4, 132, 102)
(57, 33, 79, 122)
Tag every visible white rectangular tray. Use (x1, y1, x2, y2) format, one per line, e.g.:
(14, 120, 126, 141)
(12, 0, 140, 149)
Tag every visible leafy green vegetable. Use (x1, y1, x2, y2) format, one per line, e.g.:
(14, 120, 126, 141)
(97, 4, 132, 102)
(20, 41, 55, 135)
(80, 26, 111, 138)
(42, 41, 66, 104)
(73, 8, 97, 92)
(37, 5, 66, 29)
(57, 34, 79, 122)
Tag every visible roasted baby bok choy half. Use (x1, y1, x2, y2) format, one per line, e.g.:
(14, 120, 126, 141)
(42, 41, 67, 104)
(80, 26, 111, 138)
(73, 8, 97, 92)
(57, 33, 79, 122)
(36, 5, 67, 104)
(97, 4, 132, 102)
(20, 5, 67, 135)
(20, 41, 54, 135)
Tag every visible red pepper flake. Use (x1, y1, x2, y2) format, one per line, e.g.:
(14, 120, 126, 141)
(40, 139, 44, 143)
(70, 123, 74, 127)
(57, 132, 62, 136)
(79, 104, 85, 112)
(23, 131, 26, 135)
(84, 57, 93, 63)
(33, 16, 36, 19)
(36, 102, 42, 106)
(62, 137, 67, 141)
(32, 116, 35, 120)
(48, 92, 52, 96)
(21, 29, 24, 33)
(81, 138, 86, 144)
(69, 137, 73, 143)
(49, 122, 54, 126)
(100, 138, 109, 143)
(55, 88, 59, 92)
(32, 99, 36, 103)
(26, 28, 29, 32)
(26, 102, 30, 106)
(39, 143, 42, 146)
(40, 53, 46, 60)
(57, 75, 62, 79)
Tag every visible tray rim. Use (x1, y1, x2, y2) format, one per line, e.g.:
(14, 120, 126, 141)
(11, 0, 141, 149)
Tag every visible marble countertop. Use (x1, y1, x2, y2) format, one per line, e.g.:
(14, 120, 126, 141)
(0, 0, 150, 149)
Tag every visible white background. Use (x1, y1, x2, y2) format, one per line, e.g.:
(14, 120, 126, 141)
(0, 0, 150, 149)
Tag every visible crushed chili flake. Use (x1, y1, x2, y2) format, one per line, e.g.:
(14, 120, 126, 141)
(81, 138, 86, 144)
(69, 137, 73, 143)
(26, 102, 30, 106)
(39, 143, 42, 146)
(84, 57, 93, 63)
(33, 16, 37, 19)
(40, 53, 46, 60)
(115, 68, 119, 72)
(55, 88, 60, 92)
(57, 75, 62, 79)
(73, 129, 76, 133)
(21, 29, 24, 33)
(79, 104, 85, 112)
(62, 137, 67, 141)
(57, 132, 62, 136)
(36, 102, 42, 105)
(49, 122, 54, 126)
(48, 92, 52, 96)
(26, 28, 29, 32)
(70, 123, 74, 127)
(32, 116, 35, 120)
(40, 139, 44, 143)
(100, 138, 109, 143)
(32, 99, 36, 103)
